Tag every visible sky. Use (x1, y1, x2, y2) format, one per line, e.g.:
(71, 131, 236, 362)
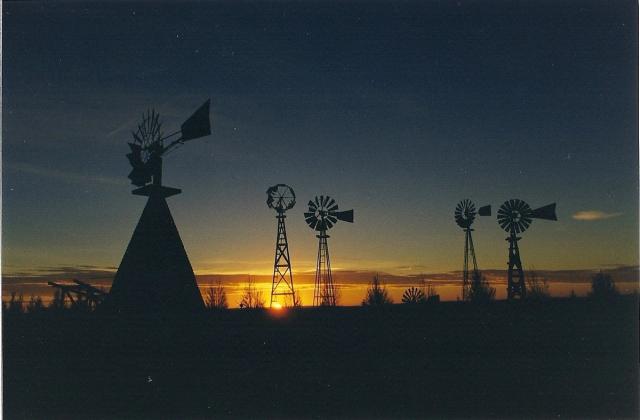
(3, 1, 638, 290)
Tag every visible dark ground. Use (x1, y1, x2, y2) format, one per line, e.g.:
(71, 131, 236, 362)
(4, 297, 639, 419)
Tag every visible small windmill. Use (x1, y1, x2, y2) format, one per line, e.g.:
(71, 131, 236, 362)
(454, 199, 491, 300)
(266, 184, 296, 307)
(108, 100, 212, 314)
(497, 199, 557, 300)
(304, 196, 354, 306)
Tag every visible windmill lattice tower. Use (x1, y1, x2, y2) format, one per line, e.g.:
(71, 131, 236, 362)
(454, 199, 491, 300)
(497, 199, 557, 300)
(266, 184, 297, 307)
(304, 195, 354, 306)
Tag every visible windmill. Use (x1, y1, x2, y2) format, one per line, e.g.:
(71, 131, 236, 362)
(497, 199, 557, 300)
(454, 199, 491, 300)
(266, 184, 296, 308)
(304, 196, 354, 306)
(108, 100, 212, 314)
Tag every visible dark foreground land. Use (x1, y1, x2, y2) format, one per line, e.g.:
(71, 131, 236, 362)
(4, 297, 639, 419)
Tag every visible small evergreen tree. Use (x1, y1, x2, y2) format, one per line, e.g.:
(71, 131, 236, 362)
(588, 272, 618, 299)
(362, 274, 393, 306)
(467, 271, 495, 302)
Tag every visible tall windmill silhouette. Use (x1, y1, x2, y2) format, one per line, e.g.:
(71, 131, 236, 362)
(304, 196, 354, 306)
(454, 199, 491, 300)
(497, 199, 557, 300)
(266, 184, 296, 307)
(108, 100, 211, 314)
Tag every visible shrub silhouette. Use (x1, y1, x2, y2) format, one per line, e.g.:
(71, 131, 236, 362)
(588, 272, 618, 299)
(402, 287, 426, 304)
(26, 295, 45, 313)
(362, 274, 393, 306)
(4, 292, 24, 315)
(526, 269, 550, 301)
(239, 276, 265, 308)
(466, 271, 495, 302)
(205, 281, 228, 310)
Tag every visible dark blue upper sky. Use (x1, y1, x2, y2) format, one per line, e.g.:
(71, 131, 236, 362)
(3, 0, 638, 276)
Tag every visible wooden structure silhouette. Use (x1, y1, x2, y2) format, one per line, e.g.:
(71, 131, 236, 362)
(48, 279, 106, 309)
(107, 101, 211, 314)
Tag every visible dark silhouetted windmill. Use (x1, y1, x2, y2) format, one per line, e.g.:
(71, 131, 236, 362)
(266, 184, 296, 307)
(108, 100, 211, 314)
(304, 196, 354, 306)
(497, 199, 557, 300)
(454, 199, 491, 300)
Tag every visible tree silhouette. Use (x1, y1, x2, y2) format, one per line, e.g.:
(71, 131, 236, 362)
(205, 281, 228, 310)
(26, 295, 45, 313)
(588, 271, 618, 299)
(526, 269, 550, 301)
(4, 292, 24, 315)
(239, 276, 265, 308)
(466, 271, 495, 302)
(362, 274, 393, 306)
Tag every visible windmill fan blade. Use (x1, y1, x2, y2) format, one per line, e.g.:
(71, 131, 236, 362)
(181, 99, 211, 141)
(327, 215, 338, 224)
(304, 212, 316, 219)
(333, 209, 354, 223)
(327, 198, 336, 209)
(308, 200, 316, 209)
(531, 203, 557, 220)
(478, 205, 491, 216)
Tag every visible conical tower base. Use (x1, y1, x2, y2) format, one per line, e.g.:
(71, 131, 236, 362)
(107, 190, 204, 314)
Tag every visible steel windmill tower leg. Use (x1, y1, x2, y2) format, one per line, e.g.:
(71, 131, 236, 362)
(314, 231, 335, 306)
(463, 227, 479, 300)
(506, 232, 526, 299)
(270, 212, 295, 307)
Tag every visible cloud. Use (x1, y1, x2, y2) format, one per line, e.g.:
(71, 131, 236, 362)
(572, 210, 623, 221)
(6, 162, 125, 187)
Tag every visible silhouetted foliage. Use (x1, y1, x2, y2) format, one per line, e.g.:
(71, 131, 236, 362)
(49, 288, 66, 311)
(526, 269, 550, 301)
(467, 271, 495, 302)
(205, 281, 228, 310)
(26, 295, 45, 313)
(4, 292, 24, 314)
(588, 272, 618, 299)
(290, 290, 303, 307)
(239, 276, 265, 309)
(362, 274, 393, 306)
(402, 287, 426, 304)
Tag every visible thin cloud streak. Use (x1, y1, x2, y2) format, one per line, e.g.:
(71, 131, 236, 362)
(572, 210, 623, 221)
(6, 162, 125, 187)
